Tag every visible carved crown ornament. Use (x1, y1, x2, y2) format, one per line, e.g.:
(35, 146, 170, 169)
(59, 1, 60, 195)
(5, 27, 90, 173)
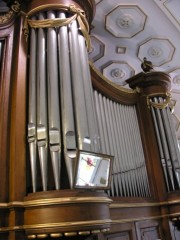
(0, 0, 21, 25)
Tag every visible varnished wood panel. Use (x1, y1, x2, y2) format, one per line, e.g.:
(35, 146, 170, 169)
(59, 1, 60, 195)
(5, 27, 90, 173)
(9, 15, 27, 201)
(0, 25, 14, 202)
(135, 220, 164, 240)
(105, 232, 131, 240)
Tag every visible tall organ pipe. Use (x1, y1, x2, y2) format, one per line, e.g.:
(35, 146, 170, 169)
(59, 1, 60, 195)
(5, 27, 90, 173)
(152, 97, 175, 190)
(159, 97, 180, 188)
(69, 19, 90, 151)
(47, 11, 61, 190)
(57, 12, 76, 189)
(28, 18, 37, 192)
(116, 103, 130, 196)
(103, 97, 119, 196)
(126, 106, 142, 196)
(166, 107, 180, 163)
(151, 105, 170, 191)
(130, 106, 150, 196)
(114, 102, 129, 196)
(94, 92, 150, 197)
(109, 99, 122, 196)
(119, 105, 133, 196)
(112, 102, 124, 196)
(166, 106, 180, 183)
(37, 13, 48, 191)
(94, 91, 104, 153)
(78, 34, 100, 153)
(94, 91, 114, 196)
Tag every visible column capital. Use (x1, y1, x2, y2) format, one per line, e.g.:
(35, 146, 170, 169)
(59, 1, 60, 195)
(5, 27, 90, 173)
(126, 71, 171, 95)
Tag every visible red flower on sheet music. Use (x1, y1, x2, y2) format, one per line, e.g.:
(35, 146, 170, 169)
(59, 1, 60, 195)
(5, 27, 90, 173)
(87, 157, 93, 167)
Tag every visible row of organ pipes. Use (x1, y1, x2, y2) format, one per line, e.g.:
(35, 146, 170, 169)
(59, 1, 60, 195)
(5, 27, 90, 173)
(150, 97, 180, 191)
(27, 8, 180, 198)
(28, 10, 100, 193)
(94, 91, 150, 197)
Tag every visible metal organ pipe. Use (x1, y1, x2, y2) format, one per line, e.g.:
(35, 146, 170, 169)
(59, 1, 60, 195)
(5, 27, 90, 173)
(151, 104, 170, 191)
(27, 8, 150, 195)
(28, 9, 101, 191)
(47, 11, 61, 190)
(103, 97, 118, 196)
(121, 105, 135, 196)
(166, 104, 180, 183)
(150, 97, 180, 191)
(129, 106, 151, 196)
(36, 13, 48, 191)
(68, 19, 91, 151)
(116, 103, 130, 196)
(114, 102, 129, 196)
(57, 12, 76, 189)
(93, 92, 150, 197)
(166, 107, 180, 162)
(28, 17, 37, 193)
(155, 97, 175, 190)
(111, 99, 125, 196)
(94, 91, 114, 196)
(159, 97, 180, 188)
(160, 98, 177, 167)
(78, 34, 100, 153)
(94, 91, 105, 153)
(113, 102, 124, 196)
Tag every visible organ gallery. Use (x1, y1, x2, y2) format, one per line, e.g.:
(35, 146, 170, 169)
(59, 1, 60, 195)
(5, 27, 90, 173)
(0, 0, 180, 239)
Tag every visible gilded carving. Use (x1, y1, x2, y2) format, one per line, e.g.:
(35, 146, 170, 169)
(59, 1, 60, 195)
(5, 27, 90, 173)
(0, 1, 20, 25)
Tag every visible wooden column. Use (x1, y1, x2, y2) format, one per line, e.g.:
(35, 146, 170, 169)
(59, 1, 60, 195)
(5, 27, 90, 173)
(126, 71, 172, 240)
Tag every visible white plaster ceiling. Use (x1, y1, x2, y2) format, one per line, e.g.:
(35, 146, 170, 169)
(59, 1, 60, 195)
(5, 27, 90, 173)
(89, 0, 180, 141)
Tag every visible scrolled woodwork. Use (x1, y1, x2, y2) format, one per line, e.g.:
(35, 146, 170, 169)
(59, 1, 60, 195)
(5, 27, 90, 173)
(0, 1, 20, 27)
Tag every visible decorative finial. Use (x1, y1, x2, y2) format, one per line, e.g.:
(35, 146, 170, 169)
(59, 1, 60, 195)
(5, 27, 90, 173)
(141, 57, 154, 72)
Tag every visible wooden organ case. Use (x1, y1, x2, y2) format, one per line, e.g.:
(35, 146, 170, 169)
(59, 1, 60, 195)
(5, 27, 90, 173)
(0, 0, 180, 240)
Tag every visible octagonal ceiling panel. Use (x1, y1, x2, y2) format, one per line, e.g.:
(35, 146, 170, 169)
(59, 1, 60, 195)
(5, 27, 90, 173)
(164, 0, 180, 25)
(105, 5, 147, 38)
(88, 36, 105, 62)
(102, 61, 135, 86)
(154, 0, 180, 30)
(90, 0, 180, 126)
(138, 38, 175, 66)
(168, 68, 180, 92)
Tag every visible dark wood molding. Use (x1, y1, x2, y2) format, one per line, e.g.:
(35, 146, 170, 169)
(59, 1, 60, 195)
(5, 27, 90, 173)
(23, 190, 112, 238)
(0, 25, 14, 202)
(126, 71, 171, 94)
(90, 63, 138, 105)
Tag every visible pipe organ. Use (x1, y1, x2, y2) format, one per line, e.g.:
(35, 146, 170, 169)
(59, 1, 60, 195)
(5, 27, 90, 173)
(94, 91, 150, 198)
(1, 0, 180, 240)
(27, 5, 100, 192)
(150, 96, 180, 191)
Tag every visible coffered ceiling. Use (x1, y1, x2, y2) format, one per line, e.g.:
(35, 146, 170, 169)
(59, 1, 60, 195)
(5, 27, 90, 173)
(89, 0, 180, 141)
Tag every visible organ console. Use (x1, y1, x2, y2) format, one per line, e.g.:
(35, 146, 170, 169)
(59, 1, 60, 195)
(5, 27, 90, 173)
(0, 0, 180, 239)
